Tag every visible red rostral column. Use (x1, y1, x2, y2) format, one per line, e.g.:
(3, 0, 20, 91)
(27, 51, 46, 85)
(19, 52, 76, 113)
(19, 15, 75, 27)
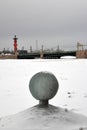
(13, 35, 18, 53)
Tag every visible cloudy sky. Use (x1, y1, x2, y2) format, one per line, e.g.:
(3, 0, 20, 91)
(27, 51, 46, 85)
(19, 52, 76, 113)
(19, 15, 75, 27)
(0, 0, 87, 51)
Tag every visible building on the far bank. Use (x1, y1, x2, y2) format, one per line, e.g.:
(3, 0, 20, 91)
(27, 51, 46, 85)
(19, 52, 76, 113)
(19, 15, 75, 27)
(76, 50, 87, 58)
(76, 42, 87, 58)
(0, 54, 17, 59)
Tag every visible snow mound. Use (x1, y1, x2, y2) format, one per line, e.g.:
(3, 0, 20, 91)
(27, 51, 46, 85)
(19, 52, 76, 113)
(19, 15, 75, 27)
(61, 56, 76, 59)
(0, 104, 87, 130)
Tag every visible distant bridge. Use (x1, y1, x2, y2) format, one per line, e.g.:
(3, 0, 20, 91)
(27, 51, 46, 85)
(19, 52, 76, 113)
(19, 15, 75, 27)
(17, 51, 76, 59)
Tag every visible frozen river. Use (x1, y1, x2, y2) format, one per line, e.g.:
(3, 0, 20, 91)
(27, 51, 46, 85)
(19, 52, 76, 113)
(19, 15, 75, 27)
(0, 59, 87, 117)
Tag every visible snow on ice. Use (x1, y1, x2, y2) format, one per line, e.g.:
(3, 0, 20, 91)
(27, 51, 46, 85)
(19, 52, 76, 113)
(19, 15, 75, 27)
(0, 59, 87, 129)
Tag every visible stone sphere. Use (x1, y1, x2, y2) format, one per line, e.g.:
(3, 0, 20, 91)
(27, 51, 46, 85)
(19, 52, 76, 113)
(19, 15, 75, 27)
(29, 71, 59, 101)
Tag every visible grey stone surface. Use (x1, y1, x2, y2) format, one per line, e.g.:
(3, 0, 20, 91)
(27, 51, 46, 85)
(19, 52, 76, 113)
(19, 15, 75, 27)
(29, 71, 59, 102)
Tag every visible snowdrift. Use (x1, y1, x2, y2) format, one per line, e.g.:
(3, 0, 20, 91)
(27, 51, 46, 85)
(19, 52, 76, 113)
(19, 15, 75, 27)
(0, 105, 87, 130)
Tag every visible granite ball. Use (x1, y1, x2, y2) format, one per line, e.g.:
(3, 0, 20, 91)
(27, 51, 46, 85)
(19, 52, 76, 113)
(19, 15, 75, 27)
(29, 71, 59, 101)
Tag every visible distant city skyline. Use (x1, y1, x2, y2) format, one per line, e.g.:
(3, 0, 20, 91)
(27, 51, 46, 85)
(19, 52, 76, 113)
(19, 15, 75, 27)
(0, 36, 78, 51)
(0, 0, 87, 51)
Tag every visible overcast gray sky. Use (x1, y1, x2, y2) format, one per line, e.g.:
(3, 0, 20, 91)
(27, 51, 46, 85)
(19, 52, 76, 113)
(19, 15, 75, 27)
(0, 0, 87, 51)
